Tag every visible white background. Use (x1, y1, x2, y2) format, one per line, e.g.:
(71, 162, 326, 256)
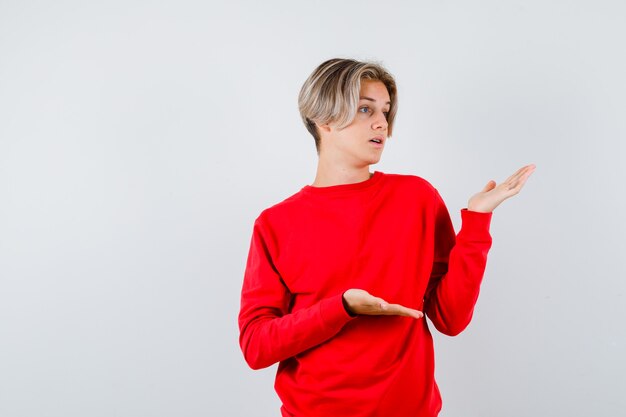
(1, 1, 625, 416)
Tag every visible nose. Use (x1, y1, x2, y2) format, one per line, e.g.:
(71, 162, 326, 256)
(372, 109, 388, 132)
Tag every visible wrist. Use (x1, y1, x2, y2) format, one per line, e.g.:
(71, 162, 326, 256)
(342, 292, 357, 317)
(466, 205, 492, 213)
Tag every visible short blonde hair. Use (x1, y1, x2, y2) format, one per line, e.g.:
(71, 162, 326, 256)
(298, 58, 398, 154)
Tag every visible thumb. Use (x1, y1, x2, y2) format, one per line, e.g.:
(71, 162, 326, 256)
(482, 180, 496, 192)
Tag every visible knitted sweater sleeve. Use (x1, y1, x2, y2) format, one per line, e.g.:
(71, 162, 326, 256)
(238, 215, 356, 370)
(423, 189, 493, 336)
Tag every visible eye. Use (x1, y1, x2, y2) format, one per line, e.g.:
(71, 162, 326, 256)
(359, 106, 390, 119)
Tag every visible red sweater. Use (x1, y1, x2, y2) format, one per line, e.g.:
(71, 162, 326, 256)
(238, 170, 493, 417)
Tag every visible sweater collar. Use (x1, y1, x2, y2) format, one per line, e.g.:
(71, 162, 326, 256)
(300, 171, 384, 196)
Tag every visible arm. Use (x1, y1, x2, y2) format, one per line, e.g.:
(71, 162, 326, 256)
(238, 216, 355, 370)
(423, 191, 493, 336)
(424, 164, 536, 335)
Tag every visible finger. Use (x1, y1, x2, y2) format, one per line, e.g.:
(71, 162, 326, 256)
(506, 165, 536, 193)
(503, 165, 527, 183)
(502, 165, 535, 192)
(482, 180, 496, 192)
(513, 164, 536, 183)
(383, 303, 424, 319)
(504, 164, 535, 185)
(514, 166, 535, 186)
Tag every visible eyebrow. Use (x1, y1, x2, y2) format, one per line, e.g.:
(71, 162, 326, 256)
(360, 96, 391, 106)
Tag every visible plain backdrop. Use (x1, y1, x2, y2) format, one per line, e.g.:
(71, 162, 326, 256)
(1, 1, 625, 416)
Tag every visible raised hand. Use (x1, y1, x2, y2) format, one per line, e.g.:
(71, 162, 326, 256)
(342, 289, 423, 319)
(467, 164, 536, 213)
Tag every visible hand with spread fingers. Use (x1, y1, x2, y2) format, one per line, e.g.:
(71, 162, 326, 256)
(467, 164, 536, 213)
(342, 289, 424, 319)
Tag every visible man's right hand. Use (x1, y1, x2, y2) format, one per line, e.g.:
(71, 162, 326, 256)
(342, 289, 424, 319)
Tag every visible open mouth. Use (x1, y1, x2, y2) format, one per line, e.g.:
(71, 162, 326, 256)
(370, 138, 383, 144)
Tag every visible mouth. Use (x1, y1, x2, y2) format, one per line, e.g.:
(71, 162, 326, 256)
(369, 136, 385, 147)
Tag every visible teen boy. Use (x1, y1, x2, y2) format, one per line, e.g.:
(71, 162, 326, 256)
(238, 57, 535, 417)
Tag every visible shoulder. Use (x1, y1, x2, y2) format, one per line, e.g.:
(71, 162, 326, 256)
(254, 189, 308, 229)
(381, 172, 447, 213)
(383, 171, 440, 197)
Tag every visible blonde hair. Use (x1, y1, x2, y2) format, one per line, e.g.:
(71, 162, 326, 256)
(298, 57, 398, 154)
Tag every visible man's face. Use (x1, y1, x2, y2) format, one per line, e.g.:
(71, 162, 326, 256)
(320, 80, 390, 167)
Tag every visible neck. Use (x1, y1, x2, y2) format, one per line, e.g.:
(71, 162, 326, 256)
(311, 160, 372, 187)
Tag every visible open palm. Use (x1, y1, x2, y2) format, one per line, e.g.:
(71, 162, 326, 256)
(467, 164, 536, 213)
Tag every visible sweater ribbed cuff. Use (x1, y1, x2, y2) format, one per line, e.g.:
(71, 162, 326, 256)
(459, 208, 493, 238)
(319, 293, 357, 327)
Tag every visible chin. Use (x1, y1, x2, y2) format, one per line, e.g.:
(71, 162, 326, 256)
(355, 151, 382, 165)
(366, 158, 381, 165)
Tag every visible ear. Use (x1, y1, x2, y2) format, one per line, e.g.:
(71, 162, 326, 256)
(316, 121, 333, 134)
